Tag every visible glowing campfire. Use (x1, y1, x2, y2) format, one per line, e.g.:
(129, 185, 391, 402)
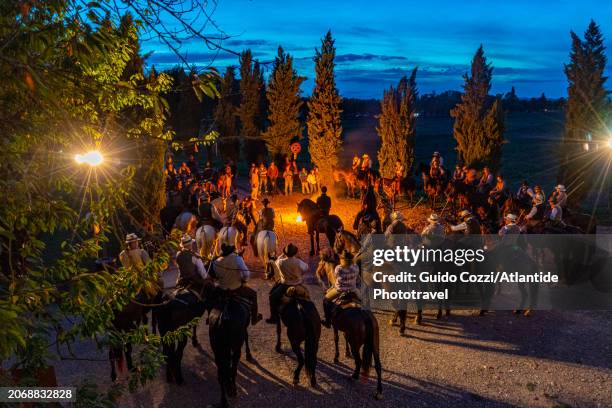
(296, 215, 303, 223)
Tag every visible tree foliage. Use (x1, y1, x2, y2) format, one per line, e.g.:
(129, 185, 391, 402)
(307, 30, 343, 183)
(0, 1, 217, 403)
(559, 20, 611, 206)
(215, 66, 240, 161)
(377, 68, 418, 178)
(262, 47, 306, 162)
(238, 50, 267, 164)
(451, 46, 505, 171)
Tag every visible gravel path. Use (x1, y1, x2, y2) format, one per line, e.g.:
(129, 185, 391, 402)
(54, 192, 612, 408)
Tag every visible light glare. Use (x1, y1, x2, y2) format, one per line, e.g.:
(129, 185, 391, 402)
(75, 150, 103, 166)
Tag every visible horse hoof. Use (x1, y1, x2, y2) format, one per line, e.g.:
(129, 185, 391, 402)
(373, 392, 383, 400)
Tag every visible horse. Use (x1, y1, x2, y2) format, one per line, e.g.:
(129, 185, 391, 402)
(109, 299, 149, 382)
(333, 228, 362, 256)
(332, 166, 359, 198)
(253, 230, 277, 273)
(195, 224, 217, 260)
(501, 195, 531, 218)
(315, 256, 383, 400)
(155, 281, 213, 385)
(297, 198, 343, 256)
(208, 295, 251, 408)
(174, 210, 198, 237)
(274, 293, 322, 386)
(218, 225, 242, 252)
(420, 165, 448, 209)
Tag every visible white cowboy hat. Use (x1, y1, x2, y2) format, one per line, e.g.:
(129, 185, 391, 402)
(556, 184, 566, 192)
(433, 151, 440, 157)
(125, 233, 141, 244)
(180, 234, 194, 248)
(459, 209, 471, 218)
(428, 213, 440, 223)
(504, 213, 518, 222)
(390, 211, 404, 221)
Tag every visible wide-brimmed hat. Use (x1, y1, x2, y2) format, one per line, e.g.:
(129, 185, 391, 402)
(221, 243, 235, 256)
(180, 234, 194, 248)
(433, 151, 440, 157)
(505, 213, 518, 222)
(283, 243, 298, 257)
(125, 233, 141, 244)
(428, 213, 440, 223)
(340, 250, 354, 261)
(390, 211, 404, 222)
(556, 184, 566, 192)
(459, 209, 472, 218)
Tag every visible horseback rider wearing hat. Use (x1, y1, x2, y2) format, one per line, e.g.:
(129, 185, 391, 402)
(498, 213, 521, 236)
(352, 154, 361, 174)
(176, 234, 209, 288)
(210, 243, 262, 325)
(322, 250, 360, 328)
(316, 186, 332, 217)
(198, 191, 223, 230)
(353, 185, 381, 236)
(552, 184, 568, 210)
(385, 211, 410, 236)
(119, 233, 151, 271)
(450, 210, 481, 234)
(265, 243, 310, 324)
(525, 185, 546, 221)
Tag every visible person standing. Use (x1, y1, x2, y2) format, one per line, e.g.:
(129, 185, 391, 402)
(283, 164, 293, 195)
(299, 168, 310, 195)
(249, 163, 259, 200)
(307, 169, 318, 194)
(258, 163, 268, 195)
(267, 162, 279, 195)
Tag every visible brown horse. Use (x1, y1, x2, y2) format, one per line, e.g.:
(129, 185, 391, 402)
(297, 199, 343, 255)
(333, 228, 362, 256)
(332, 166, 359, 198)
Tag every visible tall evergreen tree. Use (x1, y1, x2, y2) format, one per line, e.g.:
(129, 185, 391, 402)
(559, 20, 611, 206)
(215, 66, 240, 161)
(451, 46, 505, 171)
(237, 49, 266, 163)
(262, 46, 306, 162)
(377, 68, 418, 178)
(307, 30, 343, 184)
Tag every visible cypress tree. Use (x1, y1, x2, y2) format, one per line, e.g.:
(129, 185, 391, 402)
(237, 49, 266, 164)
(215, 66, 240, 161)
(307, 30, 343, 184)
(451, 45, 505, 171)
(377, 68, 418, 178)
(559, 20, 611, 206)
(262, 46, 306, 162)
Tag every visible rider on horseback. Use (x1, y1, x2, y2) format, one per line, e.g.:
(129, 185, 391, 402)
(316, 186, 332, 217)
(545, 197, 566, 230)
(210, 243, 263, 325)
(353, 187, 382, 236)
(119, 233, 151, 271)
(498, 213, 521, 235)
(321, 250, 360, 328)
(421, 213, 445, 240)
(525, 185, 546, 221)
(450, 210, 481, 234)
(176, 235, 210, 288)
(352, 154, 361, 173)
(265, 243, 310, 324)
(552, 184, 568, 211)
(198, 191, 223, 230)
(384, 211, 410, 235)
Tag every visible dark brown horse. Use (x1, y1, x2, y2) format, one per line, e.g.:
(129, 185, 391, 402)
(297, 199, 343, 255)
(332, 166, 359, 198)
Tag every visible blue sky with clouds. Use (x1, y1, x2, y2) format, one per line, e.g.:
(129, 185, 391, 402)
(143, 0, 612, 98)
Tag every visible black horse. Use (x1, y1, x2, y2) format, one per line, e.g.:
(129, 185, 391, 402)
(109, 300, 149, 381)
(297, 198, 343, 256)
(274, 293, 321, 386)
(155, 283, 212, 385)
(209, 295, 250, 408)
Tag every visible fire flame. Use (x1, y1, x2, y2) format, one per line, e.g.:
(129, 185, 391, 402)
(296, 215, 303, 223)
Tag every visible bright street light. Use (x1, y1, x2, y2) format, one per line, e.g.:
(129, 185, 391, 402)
(75, 150, 103, 166)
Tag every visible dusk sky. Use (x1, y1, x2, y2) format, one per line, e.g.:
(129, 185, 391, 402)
(144, 0, 612, 99)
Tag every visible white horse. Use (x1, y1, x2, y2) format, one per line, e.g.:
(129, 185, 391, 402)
(218, 226, 241, 252)
(195, 225, 217, 260)
(254, 230, 277, 276)
(174, 211, 197, 237)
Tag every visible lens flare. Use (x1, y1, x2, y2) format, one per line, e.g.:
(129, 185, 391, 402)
(75, 150, 103, 166)
(607, 139, 612, 148)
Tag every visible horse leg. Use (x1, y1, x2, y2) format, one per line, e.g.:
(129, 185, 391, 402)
(315, 232, 320, 255)
(151, 310, 158, 335)
(290, 337, 304, 386)
(397, 310, 407, 335)
(229, 341, 242, 398)
(349, 340, 361, 380)
(175, 337, 188, 385)
(125, 343, 133, 371)
(192, 325, 200, 348)
(109, 349, 117, 382)
(275, 320, 282, 353)
(345, 337, 351, 359)
(333, 328, 340, 364)
(163, 343, 174, 383)
(414, 309, 422, 325)
(245, 329, 254, 362)
(309, 233, 315, 256)
(373, 347, 383, 400)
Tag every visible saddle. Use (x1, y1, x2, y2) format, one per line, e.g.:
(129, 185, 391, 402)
(283, 285, 310, 301)
(332, 291, 361, 310)
(208, 290, 251, 326)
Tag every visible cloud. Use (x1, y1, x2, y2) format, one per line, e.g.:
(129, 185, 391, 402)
(225, 38, 271, 47)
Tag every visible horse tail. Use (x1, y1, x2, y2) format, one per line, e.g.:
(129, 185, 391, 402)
(361, 309, 376, 376)
(303, 302, 320, 379)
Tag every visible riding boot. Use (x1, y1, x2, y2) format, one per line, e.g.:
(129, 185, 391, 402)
(321, 299, 332, 328)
